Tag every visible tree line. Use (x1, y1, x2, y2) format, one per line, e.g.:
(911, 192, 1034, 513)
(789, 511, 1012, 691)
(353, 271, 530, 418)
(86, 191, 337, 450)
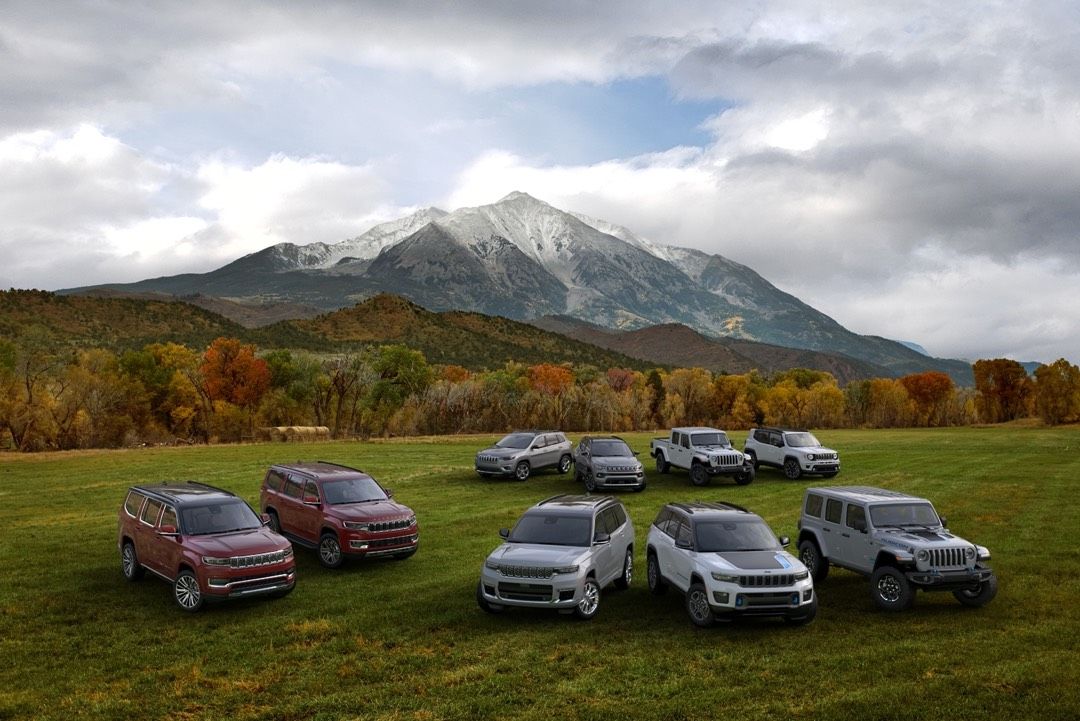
(1, 333, 1077, 452)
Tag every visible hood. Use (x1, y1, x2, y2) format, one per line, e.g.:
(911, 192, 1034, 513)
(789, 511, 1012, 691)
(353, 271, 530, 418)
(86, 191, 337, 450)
(184, 528, 291, 556)
(592, 455, 642, 468)
(325, 500, 413, 522)
(876, 528, 964, 546)
(711, 550, 803, 572)
(477, 446, 522, 457)
(487, 543, 588, 567)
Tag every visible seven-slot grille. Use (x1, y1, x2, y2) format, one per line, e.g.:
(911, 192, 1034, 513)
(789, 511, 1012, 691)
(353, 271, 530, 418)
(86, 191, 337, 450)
(495, 564, 554, 579)
(601, 465, 639, 473)
(227, 550, 290, 569)
(814, 452, 838, 460)
(710, 453, 743, 467)
(368, 518, 414, 533)
(739, 574, 795, 587)
(929, 547, 967, 569)
(477, 455, 500, 463)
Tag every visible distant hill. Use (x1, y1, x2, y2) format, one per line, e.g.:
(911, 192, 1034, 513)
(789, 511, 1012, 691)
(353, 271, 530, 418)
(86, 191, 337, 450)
(78, 289, 323, 328)
(531, 316, 889, 384)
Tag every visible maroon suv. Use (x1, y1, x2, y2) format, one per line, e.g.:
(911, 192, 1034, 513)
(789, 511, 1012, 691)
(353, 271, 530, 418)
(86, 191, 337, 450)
(117, 482, 296, 612)
(260, 461, 419, 568)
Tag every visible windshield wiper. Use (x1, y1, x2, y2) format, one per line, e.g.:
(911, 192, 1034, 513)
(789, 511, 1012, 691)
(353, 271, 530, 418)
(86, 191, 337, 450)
(335, 498, 385, 504)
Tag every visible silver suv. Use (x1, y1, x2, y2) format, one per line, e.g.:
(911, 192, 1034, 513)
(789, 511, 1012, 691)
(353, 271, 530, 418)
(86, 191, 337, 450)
(476, 495, 634, 620)
(475, 431, 573, 481)
(797, 486, 997, 611)
(744, 427, 839, 479)
(573, 436, 645, 492)
(646, 501, 816, 627)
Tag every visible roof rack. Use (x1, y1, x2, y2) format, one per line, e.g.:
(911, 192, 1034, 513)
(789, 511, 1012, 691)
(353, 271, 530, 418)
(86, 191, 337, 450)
(185, 480, 235, 496)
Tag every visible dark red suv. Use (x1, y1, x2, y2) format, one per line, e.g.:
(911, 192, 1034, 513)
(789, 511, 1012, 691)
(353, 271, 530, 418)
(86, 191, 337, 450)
(260, 461, 419, 568)
(117, 482, 296, 612)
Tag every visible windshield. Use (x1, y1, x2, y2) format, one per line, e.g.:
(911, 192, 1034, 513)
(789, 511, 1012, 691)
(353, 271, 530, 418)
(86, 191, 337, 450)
(181, 500, 262, 536)
(509, 513, 591, 547)
(695, 519, 780, 552)
(496, 433, 534, 450)
(784, 432, 820, 447)
(870, 503, 941, 528)
(691, 432, 729, 447)
(591, 440, 632, 457)
(322, 477, 388, 504)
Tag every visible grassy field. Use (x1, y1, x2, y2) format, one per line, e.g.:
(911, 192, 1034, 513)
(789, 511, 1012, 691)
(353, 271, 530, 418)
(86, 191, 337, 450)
(1, 427, 1078, 721)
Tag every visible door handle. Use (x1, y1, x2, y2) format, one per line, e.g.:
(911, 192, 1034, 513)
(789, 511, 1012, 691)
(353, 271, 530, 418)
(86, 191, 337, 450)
(841, 533, 850, 538)
(823, 528, 832, 533)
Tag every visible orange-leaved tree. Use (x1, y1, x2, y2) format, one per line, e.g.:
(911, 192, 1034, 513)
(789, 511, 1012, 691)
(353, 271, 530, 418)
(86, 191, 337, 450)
(200, 338, 271, 416)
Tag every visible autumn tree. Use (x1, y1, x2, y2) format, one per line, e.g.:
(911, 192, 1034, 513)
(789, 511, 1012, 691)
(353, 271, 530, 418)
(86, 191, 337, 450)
(1033, 359, 1080, 425)
(973, 359, 1033, 423)
(201, 338, 271, 409)
(899, 371, 955, 426)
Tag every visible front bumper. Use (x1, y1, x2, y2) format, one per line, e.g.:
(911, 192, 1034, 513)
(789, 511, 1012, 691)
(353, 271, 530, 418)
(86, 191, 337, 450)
(803, 461, 840, 474)
(594, 472, 645, 489)
(705, 463, 753, 476)
(344, 530, 419, 558)
(479, 567, 586, 610)
(204, 564, 296, 599)
(906, 564, 994, 590)
(706, 577, 815, 617)
(475, 460, 517, 477)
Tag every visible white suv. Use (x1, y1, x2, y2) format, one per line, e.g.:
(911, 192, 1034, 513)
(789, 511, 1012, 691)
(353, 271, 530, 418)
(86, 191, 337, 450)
(744, 427, 839, 479)
(477, 495, 634, 620)
(646, 501, 816, 627)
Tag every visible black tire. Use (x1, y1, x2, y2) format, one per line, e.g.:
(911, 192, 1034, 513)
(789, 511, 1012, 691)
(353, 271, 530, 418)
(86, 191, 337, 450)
(870, 566, 914, 611)
(557, 454, 572, 475)
(583, 469, 597, 492)
(632, 481, 646, 493)
(746, 449, 759, 471)
(647, 552, 667, 595)
(685, 582, 715, 627)
(574, 577, 601, 620)
(173, 570, 204, 612)
(266, 509, 281, 534)
(783, 458, 802, 480)
(614, 548, 633, 590)
(121, 541, 144, 581)
(476, 582, 504, 614)
(574, 465, 584, 483)
(798, 539, 829, 583)
(318, 532, 344, 569)
(689, 463, 709, 487)
(953, 575, 998, 607)
(734, 467, 754, 486)
(785, 597, 818, 626)
(514, 461, 531, 482)
(655, 454, 669, 474)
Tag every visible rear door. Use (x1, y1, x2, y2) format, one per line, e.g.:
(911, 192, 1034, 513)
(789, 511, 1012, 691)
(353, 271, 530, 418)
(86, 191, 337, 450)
(668, 517, 696, 590)
(592, 508, 617, 585)
(278, 474, 307, 538)
(136, 498, 166, 576)
(155, 504, 184, 576)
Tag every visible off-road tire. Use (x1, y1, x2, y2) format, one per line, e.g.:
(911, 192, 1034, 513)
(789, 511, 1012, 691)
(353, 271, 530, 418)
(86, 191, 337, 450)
(746, 449, 759, 471)
(689, 462, 709, 487)
(655, 454, 670, 474)
(798, 539, 829, 583)
(735, 467, 755, 485)
(871, 566, 914, 612)
(583, 469, 597, 492)
(953, 575, 998, 608)
(783, 458, 802, 480)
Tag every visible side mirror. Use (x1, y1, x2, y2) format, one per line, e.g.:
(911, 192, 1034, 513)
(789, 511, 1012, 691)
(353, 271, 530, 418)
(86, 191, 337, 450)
(499, 528, 510, 539)
(593, 532, 611, 545)
(779, 535, 790, 547)
(260, 513, 271, 526)
(675, 538, 693, 550)
(939, 516, 947, 528)
(384, 488, 394, 498)
(853, 518, 867, 533)
(302, 493, 320, 506)
(158, 525, 178, 537)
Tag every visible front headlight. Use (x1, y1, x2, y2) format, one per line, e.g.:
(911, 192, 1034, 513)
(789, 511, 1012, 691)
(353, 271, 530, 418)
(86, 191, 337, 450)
(202, 556, 230, 566)
(807, 453, 816, 461)
(553, 565, 580, 575)
(484, 559, 500, 570)
(965, 546, 977, 560)
(711, 572, 738, 583)
(915, 549, 930, 563)
(343, 521, 370, 531)
(282, 547, 294, 561)
(794, 570, 809, 581)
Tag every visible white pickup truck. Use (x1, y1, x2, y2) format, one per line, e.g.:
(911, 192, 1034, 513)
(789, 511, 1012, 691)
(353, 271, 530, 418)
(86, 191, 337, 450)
(650, 427, 755, 486)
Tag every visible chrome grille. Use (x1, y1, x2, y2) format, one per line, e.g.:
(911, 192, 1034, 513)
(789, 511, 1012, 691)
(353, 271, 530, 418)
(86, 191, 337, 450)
(477, 455, 500, 463)
(228, 549, 289, 569)
(815, 452, 838, 460)
(739, 574, 795, 587)
(497, 565, 554, 579)
(602, 465, 638, 473)
(929, 547, 966, 569)
(369, 518, 414, 533)
(710, 453, 743, 467)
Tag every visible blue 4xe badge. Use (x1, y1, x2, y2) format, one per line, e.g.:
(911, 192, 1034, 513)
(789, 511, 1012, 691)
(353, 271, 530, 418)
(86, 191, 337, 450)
(775, 554, 792, 569)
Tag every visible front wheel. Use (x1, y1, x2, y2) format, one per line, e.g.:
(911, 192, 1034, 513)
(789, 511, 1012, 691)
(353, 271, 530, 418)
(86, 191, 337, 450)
(583, 470, 597, 492)
(318, 532, 344, 569)
(689, 463, 709, 486)
(685, 582, 715, 627)
(121, 541, 144, 581)
(783, 458, 802, 480)
(574, 578, 601, 620)
(655, 454, 669, 474)
(798, 539, 829, 583)
(614, 548, 633, 590)
(476, 582, 504, 614)
(173, 570, 204, 612)
(266, 510, 281, 534)
(734, 467, 754, 486)
(514, 461, 531, 482)
(953, 575, 998, 607)
(557, 454, 572, 475)
(647, 553, 667, 595)
(871, 566, 914, 612)
(746, 450, 759, 471)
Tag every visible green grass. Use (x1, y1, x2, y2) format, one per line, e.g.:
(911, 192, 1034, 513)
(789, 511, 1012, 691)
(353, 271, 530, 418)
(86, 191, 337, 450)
(2, 427, 1078, 720)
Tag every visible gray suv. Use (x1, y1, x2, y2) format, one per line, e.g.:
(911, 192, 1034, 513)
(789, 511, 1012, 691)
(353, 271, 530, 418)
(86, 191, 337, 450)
(797, 486, 997, 611)
(476, 495, 634, 620)
(475, 431, 573, 481)
(573, 436, 646, 492)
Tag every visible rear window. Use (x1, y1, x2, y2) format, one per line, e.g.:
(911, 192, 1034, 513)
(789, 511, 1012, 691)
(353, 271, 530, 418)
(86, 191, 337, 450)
(264, 470, 286, 492)
(283, 475, 304, 499)
(124, 491, 145, 518)
(804, 494, 824, 518)
(824, 498, 843, 524)
(141, 499, 163, 525)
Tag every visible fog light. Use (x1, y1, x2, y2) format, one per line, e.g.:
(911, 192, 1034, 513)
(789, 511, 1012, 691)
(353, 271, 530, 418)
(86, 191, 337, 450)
(349, 541, 369, 550)
(484, 585, 496, 595)
(803, 589, 814, 602)
(713, 591, 729, 604)
(208, 577, 228, 587)
(791, 593, 800, 606)
(735, 595, 745, 608)
(559, 590, 575, 601)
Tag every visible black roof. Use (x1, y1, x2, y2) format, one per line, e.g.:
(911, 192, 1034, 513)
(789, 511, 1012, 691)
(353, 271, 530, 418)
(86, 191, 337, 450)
(533, 494, 621, 514)
(665, 501, 754, 518)
(129, 481, 237, 507)
(752, 426, 810, 434)
(269, 461, 370, 480)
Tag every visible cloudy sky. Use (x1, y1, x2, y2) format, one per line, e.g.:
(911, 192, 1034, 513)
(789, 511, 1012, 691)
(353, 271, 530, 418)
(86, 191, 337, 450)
(2, 1, 1078, 363)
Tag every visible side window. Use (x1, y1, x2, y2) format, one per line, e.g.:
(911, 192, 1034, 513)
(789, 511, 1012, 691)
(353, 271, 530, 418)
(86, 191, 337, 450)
(824, 498, 843, 524)
(124, 491, 145, 518)
(304, 480, 321, 502)
(557, 433, 568, 445)
(754, 430, 768, 443)
(679, 433, 690, 449)
(283, 475, 304, 499)
(846, 504, 866, 530)
(653, 508, 672, 534)
(595, 510, 613, 535)
(531, 435, 545, 449)
(160, 506, 177, 530)
(612, 505, 627, 528)
(804, 494, 824, 518)
(265, 470, 285, 492)
(772, 432, 784, 446)
(141, 499, 163, 526)
(675, 520, 693, 548)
